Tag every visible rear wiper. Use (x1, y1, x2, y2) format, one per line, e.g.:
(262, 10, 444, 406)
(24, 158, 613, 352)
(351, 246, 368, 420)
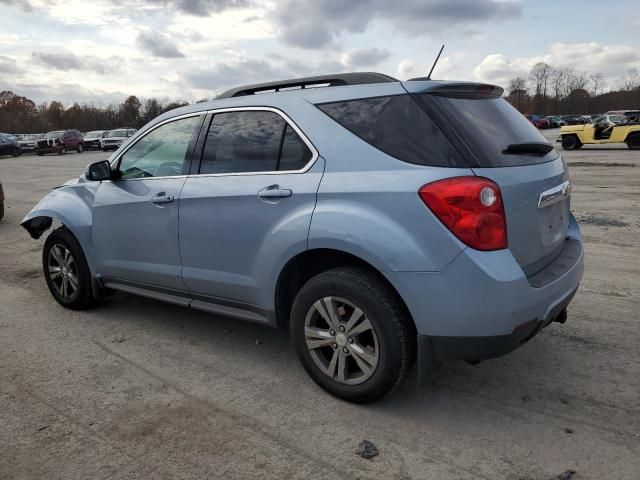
(503, 142, 554, 155)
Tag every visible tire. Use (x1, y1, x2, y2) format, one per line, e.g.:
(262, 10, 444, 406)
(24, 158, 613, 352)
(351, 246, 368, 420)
(290, 267, 414, 403)
(57, 146, 66, 155)
(102, 147, 108, 152)
(36, 150, 43, 156)
(627, 133, 640, 150)
(76, 143, 83, 153)
(43, 227, 96, 310)
(12, 147, 21, 157)
(561, 135, 581, 150)
(0, 201, 4, 221)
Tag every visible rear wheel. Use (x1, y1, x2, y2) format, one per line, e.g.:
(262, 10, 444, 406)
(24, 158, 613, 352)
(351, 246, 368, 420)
(43, 227, 95, 310)
(627, 133, 640, 150)
(561, 135, 581, 150)
(36, 150, 43, 156)
(290, 267, 414, 403)
(57, 146, 66, 155)
(12, 147, 21, 157)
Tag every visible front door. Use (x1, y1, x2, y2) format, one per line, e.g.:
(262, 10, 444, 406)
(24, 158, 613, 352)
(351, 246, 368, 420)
(179, 109, 323, 311)
(93, 114, 203, 291)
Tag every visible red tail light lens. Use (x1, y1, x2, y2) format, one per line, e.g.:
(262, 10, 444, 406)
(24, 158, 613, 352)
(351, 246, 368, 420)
(419, 176, 507, 251)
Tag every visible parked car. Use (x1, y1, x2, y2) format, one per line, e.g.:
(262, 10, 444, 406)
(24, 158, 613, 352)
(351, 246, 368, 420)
(561, 115, 587, 125)
(83, 131, 108, 151)
(36, 130, 84, 155)
(525, 114, 549, 129)
(559, 114, 640, 150)
(0, 134, 22, 157)
(0, 180, 4, 221)
(18, 133, 44, 152)
(545, 116, 566, 128)
(101, 128, 136, 151)
(21, 73, 584, 403)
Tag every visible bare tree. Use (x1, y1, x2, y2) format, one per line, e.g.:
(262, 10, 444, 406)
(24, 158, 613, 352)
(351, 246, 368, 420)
(589, 73, 607, 96)
(618, 68, 640, 92)
(506, 77, 530, 112)
(550, 67, 568, 113)
(530, 62, 552, 114)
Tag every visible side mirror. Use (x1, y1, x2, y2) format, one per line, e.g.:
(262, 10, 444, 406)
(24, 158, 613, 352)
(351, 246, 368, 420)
(85, 160, 112, 181)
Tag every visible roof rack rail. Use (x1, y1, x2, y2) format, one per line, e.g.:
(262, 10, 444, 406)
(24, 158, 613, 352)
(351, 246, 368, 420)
(216, 72, 398, 99)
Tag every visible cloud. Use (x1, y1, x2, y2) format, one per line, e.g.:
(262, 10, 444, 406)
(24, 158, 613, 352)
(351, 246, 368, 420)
(0, 0, 33, 11)
(341, 48, 390, 68)
(31, 51, 113, 74)
(169, 0, 253, 15)
(473, 42, 640, 87)
(184, 58, 282, 91)
(136, 30, 185, 58)
(271, 0, 521, 48)
(0, 55, 23, 74)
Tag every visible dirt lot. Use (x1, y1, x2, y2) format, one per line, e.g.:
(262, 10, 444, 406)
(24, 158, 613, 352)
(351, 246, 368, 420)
(1, 135, 639, 479)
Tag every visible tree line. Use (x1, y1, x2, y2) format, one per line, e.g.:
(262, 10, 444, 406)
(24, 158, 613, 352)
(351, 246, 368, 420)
(505, 64, 640, 115)
(0, 92, 195, 134)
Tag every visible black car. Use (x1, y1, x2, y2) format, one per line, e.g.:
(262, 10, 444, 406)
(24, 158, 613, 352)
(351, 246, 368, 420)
(562, 115, 587, 125)
(0, 134, 21, 157)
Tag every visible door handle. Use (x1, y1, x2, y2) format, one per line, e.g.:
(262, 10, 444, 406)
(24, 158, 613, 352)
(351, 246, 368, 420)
(151, 192, 175, 204)
(258, 185, 292, 200)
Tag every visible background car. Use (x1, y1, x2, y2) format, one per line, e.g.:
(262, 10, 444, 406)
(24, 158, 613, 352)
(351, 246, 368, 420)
(0, 179, 4, 221)
(0, 134, 22, 157)
(18, 133, 44, 152)
(545, 116, 566, 128)
(36, 129, 84, 155)
(524, 114, 549, 129)
(101, 128, 136, 151)
(83, 130, 108, 150)
(562, 115, 587, 125)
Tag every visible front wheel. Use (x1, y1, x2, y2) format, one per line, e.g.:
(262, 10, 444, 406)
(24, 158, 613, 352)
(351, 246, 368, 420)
(57, 146, 66, 155)
(627, 133, 640, 150)
(561, 135, 581, 150)
(76, 143, 83, 153)
(12, 147, 21, 157)
(43, 227, 95, 309)
(290, 267, 414, 403)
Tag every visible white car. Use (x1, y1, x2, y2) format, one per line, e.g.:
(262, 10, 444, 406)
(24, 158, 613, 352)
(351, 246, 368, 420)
(101, 128, 136, 151)
(83, 131, 108, 151)
(18, 133, 44, 152)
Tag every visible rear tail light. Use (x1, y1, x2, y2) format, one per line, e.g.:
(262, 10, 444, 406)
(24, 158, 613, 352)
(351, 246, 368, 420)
(419, 176, 507, 251)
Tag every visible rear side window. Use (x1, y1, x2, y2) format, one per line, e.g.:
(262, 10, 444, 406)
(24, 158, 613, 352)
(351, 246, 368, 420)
(419, 94, 557, 167)
(317, 95, 465, 168)
(199, 110, 313, 174)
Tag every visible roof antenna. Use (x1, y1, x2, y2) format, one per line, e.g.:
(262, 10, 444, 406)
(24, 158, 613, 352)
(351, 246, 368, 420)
(426, 44, 445, 80)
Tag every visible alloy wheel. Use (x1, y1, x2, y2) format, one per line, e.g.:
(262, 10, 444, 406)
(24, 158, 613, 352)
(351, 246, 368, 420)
(47, 243, 79, 300)
(304, 296, 379, 385)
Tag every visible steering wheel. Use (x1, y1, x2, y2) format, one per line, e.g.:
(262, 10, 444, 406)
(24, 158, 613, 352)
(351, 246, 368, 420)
(153, 161, 183, 177)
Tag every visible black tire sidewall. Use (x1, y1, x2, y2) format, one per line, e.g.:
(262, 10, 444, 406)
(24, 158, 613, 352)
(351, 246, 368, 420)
(43, 227, 94, 309)
(562, 135, 578, 150)
(628, 134, 640, 150)
(290, 269, 407, 403)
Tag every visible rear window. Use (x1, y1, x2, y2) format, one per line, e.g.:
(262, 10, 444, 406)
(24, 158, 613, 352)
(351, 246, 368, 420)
(419, 94, 557, 167)
(317, 95, 465, 168)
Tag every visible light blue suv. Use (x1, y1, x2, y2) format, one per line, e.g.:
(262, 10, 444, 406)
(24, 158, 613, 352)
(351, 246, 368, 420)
(22, 73, 584, 403)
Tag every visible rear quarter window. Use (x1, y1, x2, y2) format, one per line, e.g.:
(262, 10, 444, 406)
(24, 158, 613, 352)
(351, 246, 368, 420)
(317, 95, 466, 168)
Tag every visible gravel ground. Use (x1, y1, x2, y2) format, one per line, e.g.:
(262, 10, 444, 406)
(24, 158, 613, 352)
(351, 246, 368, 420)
(1, 135, 639, 480)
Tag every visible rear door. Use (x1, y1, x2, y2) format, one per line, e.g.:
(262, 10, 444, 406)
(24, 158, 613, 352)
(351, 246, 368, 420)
(179, 108, 323, 310)
(407, 83, 571, 275)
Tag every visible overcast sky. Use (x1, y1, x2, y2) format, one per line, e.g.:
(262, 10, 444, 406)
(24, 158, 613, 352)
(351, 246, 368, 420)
(0, 0, 638, 105)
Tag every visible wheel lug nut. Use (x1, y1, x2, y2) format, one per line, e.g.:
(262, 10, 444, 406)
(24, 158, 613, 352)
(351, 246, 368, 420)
(342, 347, 349, 353)
(330, 329, 335, 336)
(348, 337, 354, 343)
(339, 326, 345, 332)
(332, 343, 337, 349)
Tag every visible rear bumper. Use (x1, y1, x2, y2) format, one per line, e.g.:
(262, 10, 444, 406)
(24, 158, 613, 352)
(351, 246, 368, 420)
(387, 215, 583, 371)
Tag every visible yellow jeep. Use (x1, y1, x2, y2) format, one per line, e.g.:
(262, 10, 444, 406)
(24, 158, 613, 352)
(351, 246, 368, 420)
(559, 114, 640, 150)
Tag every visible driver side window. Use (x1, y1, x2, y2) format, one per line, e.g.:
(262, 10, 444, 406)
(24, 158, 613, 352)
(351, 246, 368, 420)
(118, 115, 201, 179)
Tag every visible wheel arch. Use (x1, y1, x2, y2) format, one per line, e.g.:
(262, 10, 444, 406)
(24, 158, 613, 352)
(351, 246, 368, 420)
(624, 129, 640, 142)
(274, 248, 416, 336)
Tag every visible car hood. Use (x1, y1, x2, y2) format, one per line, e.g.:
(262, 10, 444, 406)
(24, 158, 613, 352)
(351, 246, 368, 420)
(103, 136, 127, 141)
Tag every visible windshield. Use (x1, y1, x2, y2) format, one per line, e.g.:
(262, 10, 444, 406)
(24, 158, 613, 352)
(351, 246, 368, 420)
(85, 131, 103, 137)
(420, 94, 556, 167)
(108, 130, 128, 137)
(23, 134, 39, 140)
(44, 131, 65, 139)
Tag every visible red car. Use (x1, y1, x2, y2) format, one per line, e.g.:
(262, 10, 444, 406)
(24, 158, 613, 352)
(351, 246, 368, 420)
(525, 114, 549, 129)
(35, 129, 84, 155)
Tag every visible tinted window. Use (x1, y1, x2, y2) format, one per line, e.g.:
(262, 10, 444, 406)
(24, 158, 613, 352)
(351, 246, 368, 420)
(200, 111, 285, 174)
(317, 95, 464, 168)
(279, 124, 312, 171)
(421, 94, 556, 167)
(118, 115, 200, 179)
